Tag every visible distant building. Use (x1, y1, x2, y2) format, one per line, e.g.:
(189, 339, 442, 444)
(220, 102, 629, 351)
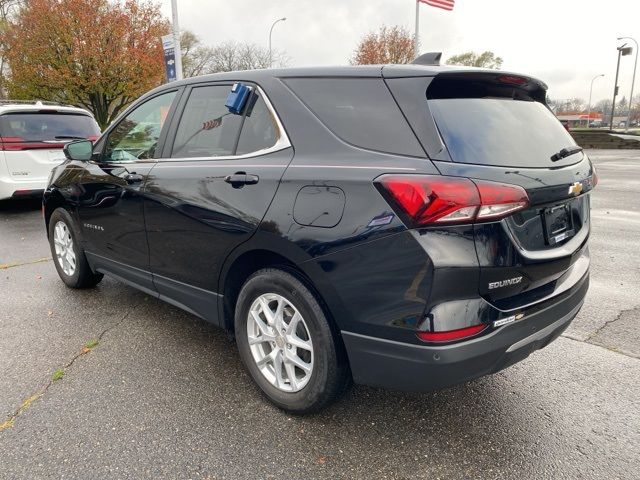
(555, 112, 603, 128)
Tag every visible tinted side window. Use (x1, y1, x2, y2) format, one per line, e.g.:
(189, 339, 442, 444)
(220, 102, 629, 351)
(236, 95, 279, 155)
(104, 91, 176, 162)
(171, 85, 243, 158)
(283, 77, 424, 157)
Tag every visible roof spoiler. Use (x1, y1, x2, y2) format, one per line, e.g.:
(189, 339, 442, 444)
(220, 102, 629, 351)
(412, 52, 442, 66)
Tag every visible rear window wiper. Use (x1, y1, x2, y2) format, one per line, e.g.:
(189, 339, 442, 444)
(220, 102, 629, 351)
(550, 146, 583, 162)
(54, 135, 87, 140)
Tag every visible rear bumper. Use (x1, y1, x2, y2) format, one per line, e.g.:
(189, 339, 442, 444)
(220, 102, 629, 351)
(342, 272, 588, 392)
(0, 178, 46, 200)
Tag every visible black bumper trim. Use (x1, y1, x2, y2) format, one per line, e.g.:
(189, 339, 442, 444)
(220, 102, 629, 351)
(341, 275, 587, 392)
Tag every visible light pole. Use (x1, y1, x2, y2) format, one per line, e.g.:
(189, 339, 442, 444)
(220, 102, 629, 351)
(587, 74, 604, 128)
(610, 43, 633, 130)
(269, 17, 286, 68)
(618, 36, 638, 130)
(171, 0, 183, 80)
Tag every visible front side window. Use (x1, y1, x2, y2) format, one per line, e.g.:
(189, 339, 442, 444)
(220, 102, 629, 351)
(103, 91, 176, 162)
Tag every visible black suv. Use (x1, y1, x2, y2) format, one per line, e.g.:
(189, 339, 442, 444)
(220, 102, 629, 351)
(44, 62, 594, 413)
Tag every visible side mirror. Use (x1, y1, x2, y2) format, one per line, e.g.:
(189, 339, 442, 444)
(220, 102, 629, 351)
(63, 139, 93, 161)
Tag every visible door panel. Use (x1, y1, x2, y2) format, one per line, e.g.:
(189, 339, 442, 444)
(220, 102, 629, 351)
(144, 151, 293, 322)
(143, 83, 292, 324)
(77, 90, 178, 290)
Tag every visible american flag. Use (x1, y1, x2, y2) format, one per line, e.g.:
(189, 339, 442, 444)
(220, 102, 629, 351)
(202, 116, 223, 130)
(419, 0, 455, 11)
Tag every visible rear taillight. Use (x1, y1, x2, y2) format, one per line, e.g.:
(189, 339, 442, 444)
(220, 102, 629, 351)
(416, 324, 487, 343)
(376, 175, 529, 226)
(0, 137, 65, 150)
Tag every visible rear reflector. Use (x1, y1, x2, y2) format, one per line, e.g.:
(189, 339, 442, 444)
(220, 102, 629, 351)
(416, 324, 487, 343)
(376, 175, 529, 226)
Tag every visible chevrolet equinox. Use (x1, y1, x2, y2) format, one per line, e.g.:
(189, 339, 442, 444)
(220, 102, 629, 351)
(43, 59, 594, 413)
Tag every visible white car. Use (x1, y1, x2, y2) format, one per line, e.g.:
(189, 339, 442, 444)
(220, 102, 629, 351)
(0, 101, 100, 200)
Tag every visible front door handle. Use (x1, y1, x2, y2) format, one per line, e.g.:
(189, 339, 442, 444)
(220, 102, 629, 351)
(124, 173, 144, 184)
(224, 172, 259, 188)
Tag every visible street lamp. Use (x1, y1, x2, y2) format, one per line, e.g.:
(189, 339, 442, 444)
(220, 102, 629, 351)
(587, 74, 604, 128)
(618, 36, 638, 131)
(610, 43, 633, 131)
(170, 0, 183, 80)
(269, 17, 286, 68)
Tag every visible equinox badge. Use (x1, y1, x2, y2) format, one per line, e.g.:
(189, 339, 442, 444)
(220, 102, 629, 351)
(488, 276, 523, 290)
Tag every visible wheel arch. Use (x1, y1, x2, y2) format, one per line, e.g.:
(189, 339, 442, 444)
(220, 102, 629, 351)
(217, 236, 350, 341)
(43, 189, 68, 237)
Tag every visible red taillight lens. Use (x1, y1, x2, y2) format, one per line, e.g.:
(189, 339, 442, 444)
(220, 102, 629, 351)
(377, 175, 529, 226)
(0, 137, 65, 150)
(416, 324, 487, 343)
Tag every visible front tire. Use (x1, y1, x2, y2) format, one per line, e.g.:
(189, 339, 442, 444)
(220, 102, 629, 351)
(48, 207, 103, 289)
(235, 268, 349, 413)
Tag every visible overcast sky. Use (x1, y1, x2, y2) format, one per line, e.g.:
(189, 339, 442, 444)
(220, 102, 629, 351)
(160, 0, 639, 104)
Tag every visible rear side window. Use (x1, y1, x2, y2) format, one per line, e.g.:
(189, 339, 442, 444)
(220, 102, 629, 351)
(283, 78, 424, 157)
(0, 112, 99, 141)
(430, 98, 580, 168)
(236, 95, 279, 155)
(171, 85, 243, 158)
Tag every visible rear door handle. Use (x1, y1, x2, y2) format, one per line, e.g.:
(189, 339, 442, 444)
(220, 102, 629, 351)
(124, 173, 144, 184)
(224, 172, 259, 188)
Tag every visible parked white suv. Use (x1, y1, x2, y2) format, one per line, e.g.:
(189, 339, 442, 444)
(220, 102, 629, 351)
(0, 101, 100, 200)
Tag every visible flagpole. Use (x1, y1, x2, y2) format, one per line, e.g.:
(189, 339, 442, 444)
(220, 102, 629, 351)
(414, 0, 420, 56)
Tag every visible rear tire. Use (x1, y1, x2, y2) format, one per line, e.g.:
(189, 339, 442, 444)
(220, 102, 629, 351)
(48, 207, 103, 289)
(235, 268, 349, 413)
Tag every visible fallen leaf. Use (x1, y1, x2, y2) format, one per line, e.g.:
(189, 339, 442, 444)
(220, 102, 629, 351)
(47, 310, 53, 317)
(316, 456, 327, 465)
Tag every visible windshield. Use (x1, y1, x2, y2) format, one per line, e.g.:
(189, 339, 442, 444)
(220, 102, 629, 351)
(429, 98, 581, 168)
(0, 112, 100, 142)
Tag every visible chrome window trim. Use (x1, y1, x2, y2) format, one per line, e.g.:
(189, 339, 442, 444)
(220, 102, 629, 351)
(158, 84, 291, 163)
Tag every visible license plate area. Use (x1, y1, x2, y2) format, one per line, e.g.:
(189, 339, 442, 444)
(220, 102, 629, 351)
(542, 203, 575, 246)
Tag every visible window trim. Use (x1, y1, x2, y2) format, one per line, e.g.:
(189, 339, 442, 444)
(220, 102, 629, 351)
(158, 82, 291, 163)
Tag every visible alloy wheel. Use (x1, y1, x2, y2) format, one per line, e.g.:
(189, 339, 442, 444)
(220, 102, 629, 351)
(246, 293, 314, 392)
(53, 221, 76, 277)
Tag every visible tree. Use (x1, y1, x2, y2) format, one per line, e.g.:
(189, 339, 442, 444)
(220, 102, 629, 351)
(594, 99, 613, 114)
(181, 34, 288, 77)
(0, 0, 23, 97)
(2, 0, 169, 128)
(446, 51, 503, 69)
(181, 30, 216, 78)
(350, 25, 415, 65)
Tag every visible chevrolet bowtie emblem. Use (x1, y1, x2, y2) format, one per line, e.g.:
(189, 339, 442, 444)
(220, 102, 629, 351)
(568, 182, 583, 196)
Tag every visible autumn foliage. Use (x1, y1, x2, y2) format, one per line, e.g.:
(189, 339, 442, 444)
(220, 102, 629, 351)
(350, 26, 415, 65)
(2, 0, 169, 128)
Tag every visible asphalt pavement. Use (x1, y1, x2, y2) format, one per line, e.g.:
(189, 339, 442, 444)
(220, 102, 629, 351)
(0, 150, 638, 479)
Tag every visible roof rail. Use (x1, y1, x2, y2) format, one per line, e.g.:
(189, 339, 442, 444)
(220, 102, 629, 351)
(412, 52, 442, 66)
(0, 99, 72, 107)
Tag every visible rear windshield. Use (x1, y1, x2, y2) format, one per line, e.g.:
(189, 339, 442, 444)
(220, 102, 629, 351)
(429, 98, 580, 168)
(0, 112, 100, 141)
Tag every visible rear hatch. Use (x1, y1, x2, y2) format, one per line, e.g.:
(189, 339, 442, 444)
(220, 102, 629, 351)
(0, 110, 100, 181)
(386, 71, 595, 310)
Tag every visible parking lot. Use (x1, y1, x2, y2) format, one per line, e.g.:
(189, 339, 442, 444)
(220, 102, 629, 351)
(0, 150, 638, 479)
